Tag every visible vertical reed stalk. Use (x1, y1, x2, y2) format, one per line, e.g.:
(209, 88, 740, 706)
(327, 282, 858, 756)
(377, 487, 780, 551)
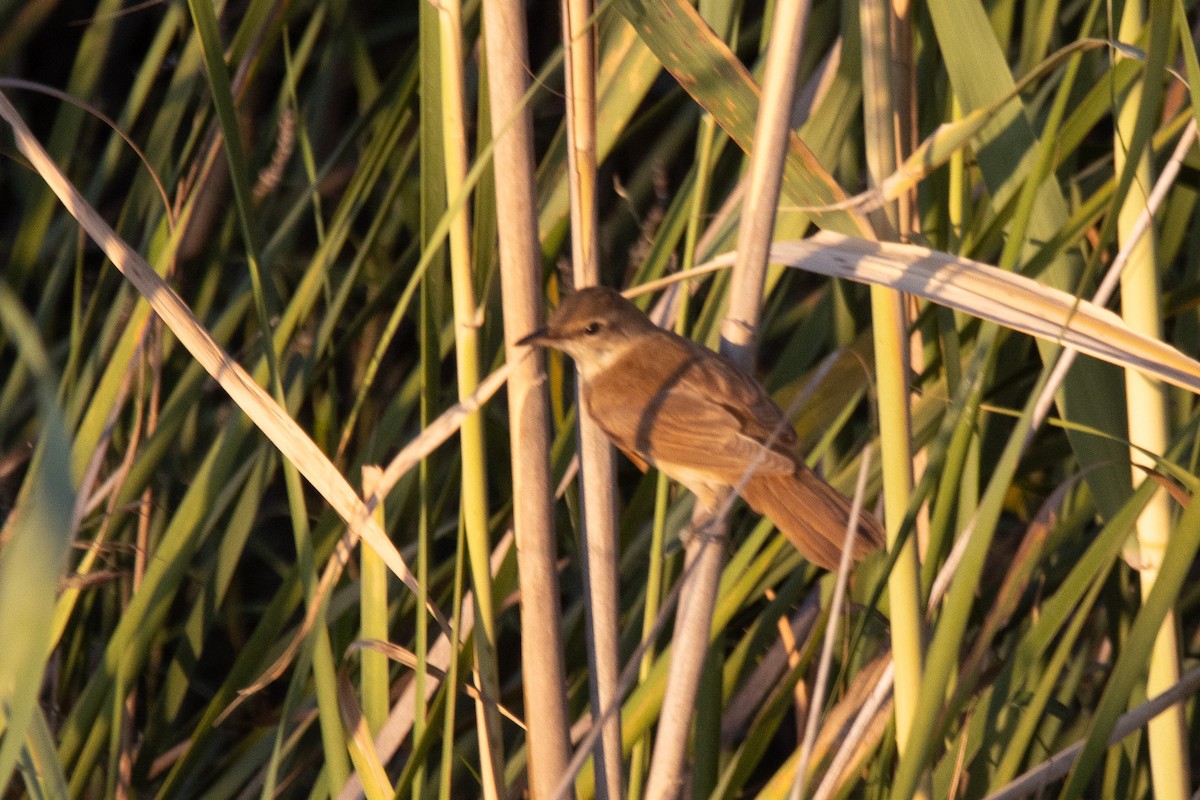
(1114, 2, 1189, 796)
(360, 466, 389, 735)
(644, 0, 807, 797)
(436, 0, 505, 794)
(483, 0, 575, 793)
(561, 0, 624, 795)
(860, 2, 927, 797)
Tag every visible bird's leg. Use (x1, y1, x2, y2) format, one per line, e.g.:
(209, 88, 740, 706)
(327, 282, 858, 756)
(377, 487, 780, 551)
(686, 514, 731, 549)
(679, 486, 733, 550)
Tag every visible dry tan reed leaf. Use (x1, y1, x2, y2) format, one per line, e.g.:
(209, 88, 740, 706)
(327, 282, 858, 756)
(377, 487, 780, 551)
(764, 233, 1200, 396)
(347, 639, 526, 729)
(1132, 465, 1192, 509)
(0, 91, 448, 634)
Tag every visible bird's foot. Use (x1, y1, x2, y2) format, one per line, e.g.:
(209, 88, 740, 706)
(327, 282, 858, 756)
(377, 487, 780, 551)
(680, 516, 730, 550)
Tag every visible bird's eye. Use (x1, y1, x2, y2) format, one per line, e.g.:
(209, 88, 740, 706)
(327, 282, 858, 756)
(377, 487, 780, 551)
(583, 321, 602, 335)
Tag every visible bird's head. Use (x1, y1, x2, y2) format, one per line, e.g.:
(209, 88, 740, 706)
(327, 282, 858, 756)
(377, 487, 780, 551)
(517, 286, 657, 379)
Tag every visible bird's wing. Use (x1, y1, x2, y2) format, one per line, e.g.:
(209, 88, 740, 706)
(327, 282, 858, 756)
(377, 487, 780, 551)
(589, 342, 798, 479)
(699, 354, 800, 455)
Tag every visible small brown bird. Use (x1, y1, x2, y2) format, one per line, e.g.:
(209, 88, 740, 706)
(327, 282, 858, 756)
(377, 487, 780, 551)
(518, 286, 885, 570)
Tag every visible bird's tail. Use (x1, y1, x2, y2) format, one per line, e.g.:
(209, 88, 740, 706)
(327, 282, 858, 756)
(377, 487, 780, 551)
(739, 467, 886, 571)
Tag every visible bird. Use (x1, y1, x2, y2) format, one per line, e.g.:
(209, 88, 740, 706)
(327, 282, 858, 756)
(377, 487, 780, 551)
(518, 286, 886, 570)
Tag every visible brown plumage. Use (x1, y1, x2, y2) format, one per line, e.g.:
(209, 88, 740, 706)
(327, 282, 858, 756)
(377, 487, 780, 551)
(518, 286, 885, 570)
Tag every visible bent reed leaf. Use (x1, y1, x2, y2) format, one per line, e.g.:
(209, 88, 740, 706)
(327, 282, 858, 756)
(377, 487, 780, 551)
(0, 89, 450, 637)
(734, 234, 1200, 396)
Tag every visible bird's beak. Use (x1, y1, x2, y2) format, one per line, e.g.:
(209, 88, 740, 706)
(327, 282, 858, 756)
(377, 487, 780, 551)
(517, 327, 552, 347)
